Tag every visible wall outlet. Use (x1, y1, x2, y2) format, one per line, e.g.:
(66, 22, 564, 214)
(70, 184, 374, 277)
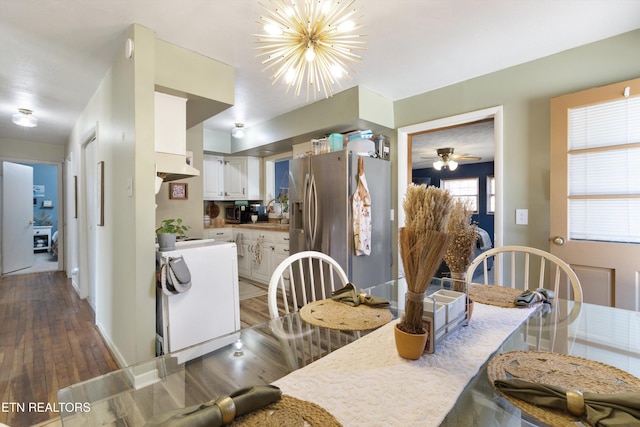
(516, 209, 528, 225)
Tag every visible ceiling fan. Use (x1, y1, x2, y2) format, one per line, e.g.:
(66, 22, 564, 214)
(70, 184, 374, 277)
(422, 147, 482, 171)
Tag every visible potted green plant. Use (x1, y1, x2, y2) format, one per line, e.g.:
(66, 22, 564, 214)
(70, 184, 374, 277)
(156, 218, 190, 251)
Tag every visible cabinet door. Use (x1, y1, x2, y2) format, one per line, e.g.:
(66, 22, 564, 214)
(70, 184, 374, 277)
(203, 155, 225, 200)
(238, 243, 252, 278)
(224, 158, 247, 199)
(154, 92, 187, 154)
(244, 157, 262, 200)
(251, 244, 273, 284)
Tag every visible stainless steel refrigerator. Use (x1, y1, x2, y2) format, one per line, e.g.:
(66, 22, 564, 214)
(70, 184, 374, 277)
(289, 150, 392, 297)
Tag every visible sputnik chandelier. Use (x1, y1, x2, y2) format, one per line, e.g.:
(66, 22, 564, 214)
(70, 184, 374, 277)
(255, 0, 366, 100)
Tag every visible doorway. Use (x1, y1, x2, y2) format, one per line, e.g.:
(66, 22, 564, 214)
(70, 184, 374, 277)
(1, 161, 62, 276)
(396, 106, 504, 272)
(81, 136, 98, 310)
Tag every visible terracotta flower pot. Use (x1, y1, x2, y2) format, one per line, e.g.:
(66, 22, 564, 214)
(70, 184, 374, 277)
(394, 324, 428, 360)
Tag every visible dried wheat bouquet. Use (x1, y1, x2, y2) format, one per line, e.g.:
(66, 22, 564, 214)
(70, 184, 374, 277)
(399, 184, 453, 334)
(444, 200, 477, 292)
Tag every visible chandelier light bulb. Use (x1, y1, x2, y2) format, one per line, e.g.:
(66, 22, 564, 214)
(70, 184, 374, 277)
(305, 46, 316, 62)
(330, 64, 344, 78)
(433, 160, 444, 171)
(285, 68, 296, 83)
(338, 21, 355, 32)
(264, 23, 283, 36)
(448, 160, 459, 171)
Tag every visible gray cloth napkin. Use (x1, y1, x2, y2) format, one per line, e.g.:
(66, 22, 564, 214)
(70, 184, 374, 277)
(494, 378, 640, 426)
(514, 288, 554, 307)
(331, 283, 390, 308)
(143, 385, 282, 426)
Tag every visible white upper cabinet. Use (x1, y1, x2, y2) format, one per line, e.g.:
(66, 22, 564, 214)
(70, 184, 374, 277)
(154, 92, 187, 155)
(203, 155, 225, 200)
(224, 157, 247, 199)
(203, 156, 261, 200)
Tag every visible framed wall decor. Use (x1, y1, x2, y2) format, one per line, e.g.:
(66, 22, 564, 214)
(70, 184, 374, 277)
(97, 161, 104, 226)
(169, 182, 188, 200)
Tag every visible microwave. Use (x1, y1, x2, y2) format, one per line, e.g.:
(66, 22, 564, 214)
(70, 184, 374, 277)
(225, 206, 243, 223)
(225, 206, 255, 223)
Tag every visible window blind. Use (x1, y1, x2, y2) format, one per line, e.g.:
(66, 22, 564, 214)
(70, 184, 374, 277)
(568, 96, 640, 243)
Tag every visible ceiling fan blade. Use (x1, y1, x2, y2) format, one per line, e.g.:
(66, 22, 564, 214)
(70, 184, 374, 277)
(452, 155, 482, 161)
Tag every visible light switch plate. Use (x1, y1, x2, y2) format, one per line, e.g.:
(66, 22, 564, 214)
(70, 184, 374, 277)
(516, 209, 528, 225)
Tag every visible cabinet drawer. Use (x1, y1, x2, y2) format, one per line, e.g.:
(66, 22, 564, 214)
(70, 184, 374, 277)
(274, 244, 290, 257)
(273, 232, 291, 245)
(207, 228, 233, 241)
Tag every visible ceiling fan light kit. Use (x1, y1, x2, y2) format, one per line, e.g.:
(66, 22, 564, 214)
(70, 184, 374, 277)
(433, 147, 458, 171)
(430, 147, 480, 171)
(255, 0, 366, 100)
(433, 158, 458, 171)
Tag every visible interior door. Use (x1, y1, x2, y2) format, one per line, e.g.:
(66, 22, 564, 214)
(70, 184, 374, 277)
(1, 161, 34, 274)
(550, 77, 640, 310)
(84, 139, 97, 309)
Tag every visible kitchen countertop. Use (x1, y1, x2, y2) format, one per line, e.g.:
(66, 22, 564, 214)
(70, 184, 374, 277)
(205, 223, 290, 232)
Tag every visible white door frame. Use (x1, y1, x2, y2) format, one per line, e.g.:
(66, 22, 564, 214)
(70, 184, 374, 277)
(79, 126, 98, 309)
(396, 106, 504, 271)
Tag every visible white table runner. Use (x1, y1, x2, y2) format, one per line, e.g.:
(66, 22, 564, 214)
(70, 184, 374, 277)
(273, 303, 535, 427)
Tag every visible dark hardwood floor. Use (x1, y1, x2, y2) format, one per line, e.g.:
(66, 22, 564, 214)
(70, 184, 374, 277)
(0, 271, 272, 427)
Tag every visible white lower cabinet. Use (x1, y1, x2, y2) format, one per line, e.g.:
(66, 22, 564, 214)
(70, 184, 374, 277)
(271, 243, 291, 290)
(233, 228, 290, 285)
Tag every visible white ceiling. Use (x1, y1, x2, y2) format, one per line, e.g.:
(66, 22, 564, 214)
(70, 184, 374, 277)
(2, 0, 640, 150)
(412, 120, 495, 169)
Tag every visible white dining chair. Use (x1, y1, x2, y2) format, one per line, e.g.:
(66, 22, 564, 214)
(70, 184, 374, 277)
(466, 245, 582, 302)
(465, 245, 583, 352)
(267, 251, 351, 369)
(268, 250, 349, 318)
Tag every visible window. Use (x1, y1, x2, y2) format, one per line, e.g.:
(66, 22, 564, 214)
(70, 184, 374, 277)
(441, 177, 479, 212)
(567, 96, 640, 243)
(487, 176, 495, 214)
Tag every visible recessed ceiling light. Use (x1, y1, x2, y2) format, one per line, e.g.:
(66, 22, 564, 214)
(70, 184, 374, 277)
(12, 108, 38, 128)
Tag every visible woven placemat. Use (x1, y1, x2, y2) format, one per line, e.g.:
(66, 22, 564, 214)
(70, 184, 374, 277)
(231, 394, 341, 426)
(469, 284, 525, 308)
(299, 299, 393, 331)
(488, 351, 640, 426)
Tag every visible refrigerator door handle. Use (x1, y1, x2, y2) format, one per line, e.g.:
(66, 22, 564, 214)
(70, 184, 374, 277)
(303, 173, 311, 249)
(310, 174, 318, 247)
